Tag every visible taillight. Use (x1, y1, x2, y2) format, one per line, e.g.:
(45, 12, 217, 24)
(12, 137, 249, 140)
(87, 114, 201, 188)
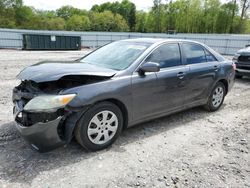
(232, 62, 236, 70)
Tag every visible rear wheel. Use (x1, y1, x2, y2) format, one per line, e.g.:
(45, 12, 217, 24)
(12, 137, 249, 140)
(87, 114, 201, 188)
(74, 102, 123, 151)
(204, 82, 226, 112)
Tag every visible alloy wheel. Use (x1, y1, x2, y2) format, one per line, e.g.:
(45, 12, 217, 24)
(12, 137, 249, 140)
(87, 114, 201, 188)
(87, 110, 118, 145)
(212, 86, 224, 108)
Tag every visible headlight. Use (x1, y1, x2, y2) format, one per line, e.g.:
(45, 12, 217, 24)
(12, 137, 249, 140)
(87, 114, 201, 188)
(24, 94, 76, 111)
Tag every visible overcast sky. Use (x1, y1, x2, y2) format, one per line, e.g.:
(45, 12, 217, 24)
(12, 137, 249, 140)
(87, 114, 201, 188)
(23, 0, 154, 11)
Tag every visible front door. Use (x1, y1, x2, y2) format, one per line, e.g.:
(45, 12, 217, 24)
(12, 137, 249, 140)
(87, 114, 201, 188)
(131, 72, 158, 122)
(132, 43, 188, 122)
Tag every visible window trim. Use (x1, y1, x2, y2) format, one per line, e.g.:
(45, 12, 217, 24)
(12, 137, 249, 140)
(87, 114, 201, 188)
(204, 48, 218, 62)
(180, 42, 218, 65)
(134, 42, 184, 72)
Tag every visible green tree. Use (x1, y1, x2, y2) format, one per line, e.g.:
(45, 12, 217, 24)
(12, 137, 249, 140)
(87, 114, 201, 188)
(46, 17, 66, 30)
(56, 5, 87, 20)
(15, 6, 34, 27)
(135, 11, 147, 32)
(24, 16, 48, 30)
(200, 0, 221, 33)
(90, 11, 129, 31)
(90, 0, 136, 31)
(66, 15, 90, 31)
(37, 10, 57, 19)
(0, 0, 250, 34)
(144, 1, 166, 33)
(0, 0, 23, 8)
(119, 0, 136, 31)
(153, 0, 162, 32)
(0, 0, 19, 28)
(239, 0, 250, 32)
(243, 19, 250, 33)
(0, 8, 16, 28)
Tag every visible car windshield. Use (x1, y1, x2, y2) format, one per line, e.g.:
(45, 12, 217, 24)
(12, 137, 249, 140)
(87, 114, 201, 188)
(80, 41, 150, 70)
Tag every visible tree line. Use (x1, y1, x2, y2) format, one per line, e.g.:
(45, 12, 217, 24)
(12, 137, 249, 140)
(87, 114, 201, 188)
(0, 0, 249, 33)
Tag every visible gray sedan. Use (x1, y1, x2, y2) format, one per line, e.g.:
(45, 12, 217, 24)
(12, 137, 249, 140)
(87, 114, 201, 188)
(13, 38, 235, 152)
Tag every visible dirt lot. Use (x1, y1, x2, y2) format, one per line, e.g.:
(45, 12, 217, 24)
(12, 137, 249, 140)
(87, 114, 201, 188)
(0, 50, 249, 188)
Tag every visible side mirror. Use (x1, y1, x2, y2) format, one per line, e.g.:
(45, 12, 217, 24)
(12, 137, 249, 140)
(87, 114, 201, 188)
(139, 62, 160, 74)
(246, 44, 250, 48)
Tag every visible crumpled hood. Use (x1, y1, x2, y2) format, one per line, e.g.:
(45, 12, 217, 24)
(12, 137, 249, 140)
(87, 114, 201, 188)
(17, 61, 117, 83)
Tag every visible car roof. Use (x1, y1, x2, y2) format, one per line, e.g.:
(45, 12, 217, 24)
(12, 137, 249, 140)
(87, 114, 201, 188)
(121, 38, 201, 45)
(119, 38, 225, 63)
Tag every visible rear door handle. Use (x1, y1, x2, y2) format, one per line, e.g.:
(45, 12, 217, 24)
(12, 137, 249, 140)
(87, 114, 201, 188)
(214, 65, 219, 71)
(177, 72, 185, 79)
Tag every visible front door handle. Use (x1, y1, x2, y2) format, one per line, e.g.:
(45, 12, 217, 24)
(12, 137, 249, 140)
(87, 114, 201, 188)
(177, 72, 185, 79)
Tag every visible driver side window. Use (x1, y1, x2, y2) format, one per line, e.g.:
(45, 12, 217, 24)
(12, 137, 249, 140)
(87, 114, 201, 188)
(145, 43, 182, 68)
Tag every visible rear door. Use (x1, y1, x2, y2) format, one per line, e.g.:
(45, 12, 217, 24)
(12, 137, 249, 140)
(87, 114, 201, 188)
(180, 42, 220, 104)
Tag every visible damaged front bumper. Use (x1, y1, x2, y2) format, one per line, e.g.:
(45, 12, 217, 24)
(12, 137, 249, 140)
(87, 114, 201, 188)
(12, 81, 88, 152)
(13, 101, 66, 152)
(15, 116, 65, 152)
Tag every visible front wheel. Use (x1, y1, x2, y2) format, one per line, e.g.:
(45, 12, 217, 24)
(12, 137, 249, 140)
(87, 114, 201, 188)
(204, 82, 226, 112)
(74, 102, 123, 151)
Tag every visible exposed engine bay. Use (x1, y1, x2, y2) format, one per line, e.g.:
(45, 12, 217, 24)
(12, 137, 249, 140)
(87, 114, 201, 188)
(15, 75, 110, 95)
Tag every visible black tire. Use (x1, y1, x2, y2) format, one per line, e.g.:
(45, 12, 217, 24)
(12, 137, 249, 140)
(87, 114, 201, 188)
(235, 74, 243, 79)
(204, 82, 226, 112)
(74, 101, 123, 151)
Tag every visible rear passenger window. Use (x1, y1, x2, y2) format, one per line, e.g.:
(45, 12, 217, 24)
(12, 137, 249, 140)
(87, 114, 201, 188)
(205, 50, 217, 62)
(182, 43, 207, 64)
(145, 43, 182, 68)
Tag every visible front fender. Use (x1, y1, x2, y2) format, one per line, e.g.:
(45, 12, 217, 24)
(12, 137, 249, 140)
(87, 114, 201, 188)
(63, 77, 131, 107)
(62, 76, 133, 127)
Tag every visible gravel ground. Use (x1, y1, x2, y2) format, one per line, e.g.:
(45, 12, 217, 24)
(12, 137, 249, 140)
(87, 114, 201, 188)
(0, 50, 249, 188)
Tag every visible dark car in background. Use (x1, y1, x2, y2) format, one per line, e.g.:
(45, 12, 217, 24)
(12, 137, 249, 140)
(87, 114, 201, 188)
(13, 39, 235, 152)
(233, 45, 250, 78)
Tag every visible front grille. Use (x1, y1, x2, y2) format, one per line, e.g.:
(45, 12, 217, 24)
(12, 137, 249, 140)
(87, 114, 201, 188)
(16, 110, 64, 127)
(238, 55, 250, 62)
